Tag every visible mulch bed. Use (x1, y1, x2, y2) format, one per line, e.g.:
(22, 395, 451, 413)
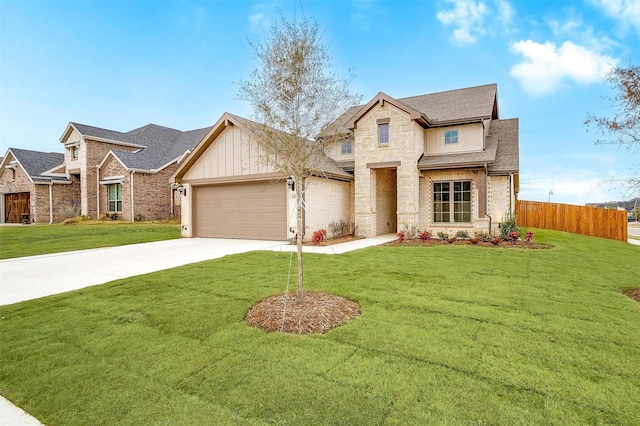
(624, 289, 640, 302)
(302, 236, 363, 246)
(246, 291, 360, 334)
(384, 239, 552, 249)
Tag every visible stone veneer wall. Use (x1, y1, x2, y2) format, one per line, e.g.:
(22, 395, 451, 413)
(487, 175, 512, 226)
(354, 103, 423, 237)
(375, 168, 397, 235)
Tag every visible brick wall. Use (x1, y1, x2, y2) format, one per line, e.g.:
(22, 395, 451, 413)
(303, 176, 352, 240)
(83, 139, 137, 218)
(99, 157, 130, 220)
(419, 168, 492, 236)
(132, 164, 178, 220)
(487, 175, 513, 226)
(0, 154, 36, 223)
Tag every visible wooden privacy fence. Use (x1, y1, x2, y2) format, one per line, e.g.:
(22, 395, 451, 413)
(516, 200, 628, 242)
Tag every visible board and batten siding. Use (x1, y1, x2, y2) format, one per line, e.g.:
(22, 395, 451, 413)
(424, 123, 483, 155)
(182, 125, 277, 181)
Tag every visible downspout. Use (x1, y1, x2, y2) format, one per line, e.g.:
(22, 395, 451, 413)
(130, 171, 135, 222)
(96, 165, 100, 219)
(49, 183, 53, 224)
(484, 163, 492, 235)
(509, 172, 514, 215)
(170, 185, 174, 218)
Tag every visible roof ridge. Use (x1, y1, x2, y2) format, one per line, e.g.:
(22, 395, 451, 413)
(398, 83, 496, 102)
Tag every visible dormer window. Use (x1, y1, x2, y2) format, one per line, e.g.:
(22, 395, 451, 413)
(444, 130, 458, 144)
(72, 146, 79, 159)
(341, 142, 352, 154)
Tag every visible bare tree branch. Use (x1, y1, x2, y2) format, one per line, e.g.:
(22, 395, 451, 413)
(238, 14, 361, 302)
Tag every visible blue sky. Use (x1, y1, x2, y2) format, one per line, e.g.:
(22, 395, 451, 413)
(1, 0, 638, 205)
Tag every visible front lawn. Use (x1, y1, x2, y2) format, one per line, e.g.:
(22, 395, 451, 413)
(0, 221, 180, 259)
(1, 230, 638, 424)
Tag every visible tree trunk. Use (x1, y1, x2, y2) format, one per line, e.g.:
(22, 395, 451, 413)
(295, 180, 305, 303)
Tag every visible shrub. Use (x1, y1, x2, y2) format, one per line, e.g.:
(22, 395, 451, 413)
(58, 204, 81, 221)
(500, 213, 520, 241)
(419, 231, 431, 242)
(328, 219, 358, 237)
(447, 237, 456, 244)
(491, 238, 502, 246)
(311, 229, 326, 245)
(62, 217, 77, 226)
(397, 231, 406, 243)
(77, 215, 91, 222)
(402, 223, 419, 240)
(455, 230, 469, 240)
(525, 231, 534, 244)
(508, 231, 519, 245)
(105, 212, 119, 220)
(469, 237, 481, 244)
(475, 231, 491, 242)
(437, 232, 449, 241)
(134, 213, 145, 223)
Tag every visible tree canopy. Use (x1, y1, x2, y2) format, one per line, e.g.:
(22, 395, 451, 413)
(586, 64, 640, 196)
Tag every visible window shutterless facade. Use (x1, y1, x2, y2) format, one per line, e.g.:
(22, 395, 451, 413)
(378, 123, 389, 144)
(108, 183, 123, 212)
(444, 130, 458, 144)
(433, 180, 471, 223)
(341, 142, 352, 154)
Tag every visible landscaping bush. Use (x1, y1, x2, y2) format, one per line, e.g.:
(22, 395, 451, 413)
(419, 231, 431, 242)
(311, 229, 327, 244)
(328, 219, 358, 237)
(437, 232, 449, 241)
(508, 231, 519, 245)
(397, 231, 406, 243)
(402, 223, 419, 240)
(455, 230, 469, 240)
(500, 213, 520, 241)
(525, 231, 535, 244)
(475, 231, 491, 242)
(133, 213, 146, 222)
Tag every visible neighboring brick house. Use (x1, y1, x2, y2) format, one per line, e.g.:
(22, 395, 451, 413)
(1, 123, 210, 223)
(0, 148, 79, 223)
(172, 83, 519, 241)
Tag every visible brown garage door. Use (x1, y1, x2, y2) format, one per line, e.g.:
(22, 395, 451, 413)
(194, 181, 287, 240)
(4, 192, 30, 223)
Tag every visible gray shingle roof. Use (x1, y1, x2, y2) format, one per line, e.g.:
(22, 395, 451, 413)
(71, 122, 213, 171)
(487, 118, 518, 174)
(8, 148, 68, 182)
(400, 84, 497, 123)
(416, 118, 518, 174)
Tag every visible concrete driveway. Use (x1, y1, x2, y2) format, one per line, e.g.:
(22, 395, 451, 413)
(0, 235, 397, 306)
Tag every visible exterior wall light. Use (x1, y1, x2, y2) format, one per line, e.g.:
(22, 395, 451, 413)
(286, 176, 295, 191)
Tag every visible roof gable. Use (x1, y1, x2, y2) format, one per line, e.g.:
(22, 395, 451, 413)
(3, 148, 68, 183)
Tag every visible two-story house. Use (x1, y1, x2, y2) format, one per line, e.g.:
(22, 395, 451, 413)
(0, 123, 211, 223)
(172, 83, 519, 240)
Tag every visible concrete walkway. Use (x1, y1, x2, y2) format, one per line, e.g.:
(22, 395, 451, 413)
(0, 234, 396, 425)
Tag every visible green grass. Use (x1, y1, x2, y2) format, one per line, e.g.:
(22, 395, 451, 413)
(1, 230, 639, 425)
(0, 221, 180, 259)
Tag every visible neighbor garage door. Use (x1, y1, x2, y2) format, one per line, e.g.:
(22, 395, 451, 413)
(193, 181, 287, 240)
(4, 192, 30, 223)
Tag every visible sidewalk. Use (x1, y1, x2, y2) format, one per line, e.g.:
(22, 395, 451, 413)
(0, 234, 397, 425)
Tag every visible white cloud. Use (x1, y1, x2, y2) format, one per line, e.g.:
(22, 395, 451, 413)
(509, 40, 617, 95)
(495, 0, 515, 30)
(436, 0, 490, 44)
(591, 0, 640, 32)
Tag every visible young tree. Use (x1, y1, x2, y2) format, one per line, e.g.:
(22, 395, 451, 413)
(585, 64, 640, 196)
(238, 15, 360, 302)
